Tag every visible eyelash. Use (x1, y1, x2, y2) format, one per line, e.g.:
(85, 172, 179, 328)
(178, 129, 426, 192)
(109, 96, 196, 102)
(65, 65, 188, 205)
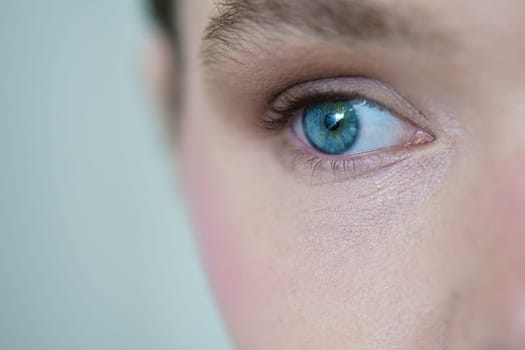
(262, 89, 366, 130)
(260, 80, 430, 181)
(286, 146, 413, 183)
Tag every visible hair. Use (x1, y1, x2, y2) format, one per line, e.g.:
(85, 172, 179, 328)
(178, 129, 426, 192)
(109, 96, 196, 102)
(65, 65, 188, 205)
(149, 0, 177, 42)
(149, 0, 182, 121)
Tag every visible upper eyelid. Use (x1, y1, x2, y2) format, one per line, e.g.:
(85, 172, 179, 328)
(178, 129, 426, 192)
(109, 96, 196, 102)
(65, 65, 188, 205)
(269, 92, 363, 119)
(271, 77, 418, 114)
(264, 77, 432, 132)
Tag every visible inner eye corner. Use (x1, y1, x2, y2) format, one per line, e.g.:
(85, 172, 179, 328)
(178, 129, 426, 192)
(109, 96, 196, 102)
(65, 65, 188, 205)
(409, 129, 436, 146)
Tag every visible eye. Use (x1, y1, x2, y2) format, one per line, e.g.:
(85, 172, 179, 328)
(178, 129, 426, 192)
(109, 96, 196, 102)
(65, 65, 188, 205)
(262, 77, 436, 179)
(293, 98, 433, 156)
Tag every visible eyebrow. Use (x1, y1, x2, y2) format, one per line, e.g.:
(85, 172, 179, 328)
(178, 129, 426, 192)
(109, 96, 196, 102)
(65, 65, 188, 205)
(201, 0, 451, 65)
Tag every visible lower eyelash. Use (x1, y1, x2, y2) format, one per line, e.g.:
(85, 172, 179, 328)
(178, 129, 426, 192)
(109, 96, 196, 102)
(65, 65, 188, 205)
(283, 141, 413, 185)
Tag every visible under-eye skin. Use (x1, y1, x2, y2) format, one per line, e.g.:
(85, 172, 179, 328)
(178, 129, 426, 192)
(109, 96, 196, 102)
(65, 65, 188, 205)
(263, 77, 435, 178)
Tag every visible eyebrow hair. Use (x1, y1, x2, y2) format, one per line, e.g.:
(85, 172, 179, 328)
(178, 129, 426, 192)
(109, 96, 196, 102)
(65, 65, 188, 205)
(202, 0, 450, 65)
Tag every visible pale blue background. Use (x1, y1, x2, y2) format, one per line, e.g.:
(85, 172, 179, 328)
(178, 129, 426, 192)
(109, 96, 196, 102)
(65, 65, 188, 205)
(0, 1, 231, 349)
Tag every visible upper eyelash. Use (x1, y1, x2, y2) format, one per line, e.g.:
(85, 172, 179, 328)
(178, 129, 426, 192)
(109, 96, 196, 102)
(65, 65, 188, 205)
(262, 89, 385, 130)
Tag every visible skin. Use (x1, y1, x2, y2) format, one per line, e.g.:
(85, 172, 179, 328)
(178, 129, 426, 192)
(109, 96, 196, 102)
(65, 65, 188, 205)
(152, 0, 525, 348)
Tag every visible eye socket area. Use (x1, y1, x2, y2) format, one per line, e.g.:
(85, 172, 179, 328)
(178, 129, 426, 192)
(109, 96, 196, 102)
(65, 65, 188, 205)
(291, 98, 434, 157)
(262, 78, 437, 180)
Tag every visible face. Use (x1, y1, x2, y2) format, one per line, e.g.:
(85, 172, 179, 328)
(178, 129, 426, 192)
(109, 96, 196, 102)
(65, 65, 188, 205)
(167, 0, 525, 348)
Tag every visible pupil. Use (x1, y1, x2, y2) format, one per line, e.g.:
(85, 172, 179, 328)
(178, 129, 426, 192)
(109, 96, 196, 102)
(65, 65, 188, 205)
(324, 113, 343, 131)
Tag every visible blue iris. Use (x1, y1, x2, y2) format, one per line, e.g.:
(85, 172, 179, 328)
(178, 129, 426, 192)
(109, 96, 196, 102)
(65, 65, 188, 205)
(303, 100, 361, 155)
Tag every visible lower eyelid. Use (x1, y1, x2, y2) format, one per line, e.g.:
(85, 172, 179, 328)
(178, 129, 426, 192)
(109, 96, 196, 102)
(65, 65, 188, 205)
(288, 150, 413, 185)
(279, 127, 417, 184)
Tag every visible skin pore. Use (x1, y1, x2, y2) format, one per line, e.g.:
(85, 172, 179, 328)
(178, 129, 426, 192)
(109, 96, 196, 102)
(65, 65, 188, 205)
(155, 0, 525, 348)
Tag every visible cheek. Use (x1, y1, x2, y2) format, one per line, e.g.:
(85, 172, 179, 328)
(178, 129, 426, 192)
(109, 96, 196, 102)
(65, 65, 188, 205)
(181, 134, 242, 315)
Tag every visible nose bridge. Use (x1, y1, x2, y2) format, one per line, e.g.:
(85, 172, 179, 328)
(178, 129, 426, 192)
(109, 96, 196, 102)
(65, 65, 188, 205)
(476, 84, 525, 233)
(445, 46, 525, 350)
(497, 154, 525, 240)
(461, 154, 525, 348)
(490, 87, 525, 233)
(491, 157, 525, 336)
(479, 81, 525, 152)
(446, 148, 525, 348)
(480, 152, 525, 273)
